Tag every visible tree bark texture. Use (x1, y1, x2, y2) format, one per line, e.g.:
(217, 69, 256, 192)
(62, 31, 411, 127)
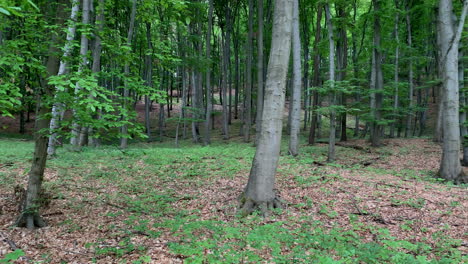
(288, 0, 301, 156)
(437, 0, 467, 183)
(239, 0, 293, 216)
(325, 3, 336, 162)
(204, 0, 214, 145)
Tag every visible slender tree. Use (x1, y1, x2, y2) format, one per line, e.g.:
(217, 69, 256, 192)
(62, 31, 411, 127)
(308, 4, 323, 145)
(405, 1, 414, 137)
(120, 0, 137, 149)
(288, 0, 301, 156)
(204, 0, 214, 145)
(370, 0, 383, 147)
(70, 0, 91, 147)
(325, 3, 337, 162)
(390, 1, 400, 138)
(47, 0, 79, 156)
(255, 0, 265, 144)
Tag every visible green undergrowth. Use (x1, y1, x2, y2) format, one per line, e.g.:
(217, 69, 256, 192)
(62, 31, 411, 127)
(0, 138, 466, 263)
(165, 215, 464, 264)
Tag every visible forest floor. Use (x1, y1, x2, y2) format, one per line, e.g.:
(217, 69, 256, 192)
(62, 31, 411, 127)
(0, 135, 467, 263)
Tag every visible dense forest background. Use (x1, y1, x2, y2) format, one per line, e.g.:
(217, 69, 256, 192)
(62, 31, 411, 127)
(0, 0, 467, 262)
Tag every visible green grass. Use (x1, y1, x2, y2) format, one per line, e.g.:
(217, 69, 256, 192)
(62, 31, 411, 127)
(0, 137, 466, 263)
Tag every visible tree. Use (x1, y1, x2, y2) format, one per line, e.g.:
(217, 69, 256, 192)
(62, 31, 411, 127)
(70, 0, 91, 147)
(204, 0, 214, 145)
(288, 0, 301, 156)
(255, 0, 265, 144)
(120, 0, 137, 149)
(47, 0, 80, 156)
(244, 0, 254, 143)
(325, 3, 337, 162)
(370, 0, 384, 147)
(437, 0, 468, 183)
(15, 1, 66, 228)
(405, 0, 414, 138)
(239, 0, 293, 216)
(308, 4, 323, 145)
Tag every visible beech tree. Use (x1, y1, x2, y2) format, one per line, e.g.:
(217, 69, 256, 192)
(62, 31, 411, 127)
(437, 0, 467, 183)
(239, 0, 293, 216)
(14, 1, 66, 228)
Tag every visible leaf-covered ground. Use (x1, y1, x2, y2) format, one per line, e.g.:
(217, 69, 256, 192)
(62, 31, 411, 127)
(0, 136, 467, 263)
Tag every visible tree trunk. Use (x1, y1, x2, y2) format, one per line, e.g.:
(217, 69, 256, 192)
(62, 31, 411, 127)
(370, 0, 383, 147)
(255, 0, 265, 144)
(47, 0, 79, 156)
(336, 5, 348, 142)
(460, 50, 468, 166)
(70, 0, 91, 147)
(244, 0, 254, 142)
(288, 0, 301, 156)
(308, 5, 323, 145)
(86, 0, 105, 147)
(15, 1, 65, 228)
(204, 0, 214, 145)
(325, 3, 336, 162)
(221, 5, 231, 140)
(239, 0, 293, 216)
(145, 22, 153, 141)
(405, 2, 414, 138)
(437, 0, 467, 183)
(120, 0, 137, 149)
(390, 5, 399, 138)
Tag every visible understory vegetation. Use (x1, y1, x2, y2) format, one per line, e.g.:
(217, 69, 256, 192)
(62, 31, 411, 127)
(0, 135, 466, 263)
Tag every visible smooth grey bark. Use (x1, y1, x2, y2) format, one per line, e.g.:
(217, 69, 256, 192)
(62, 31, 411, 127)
(288, 0, 301, 156)
(405, 2, 414, 138)
(176, 67, 188, 147)
(221, 5, 231, 140)
(325, 3, 336, 162)
(352, 0, 360, 137)
(144, 22, 153, 141)
(460, 50, 468, 166)
(204, 0, 214, 145)
(70, 0, 91, 147)
(234, 19, 240, 120)
(437, 0, 467, 183)
(244, 0, 254, 142)
(370, 0, 383, 147)
(120, 0, 137, 149)
(434, 18, 444, 143)
(239, 0, 293, 216)
(191, 69, 200, 142)
(390, 6, 400, 138)
(84, 0, 105, 147)
(47, 0, 79, 156)
(301, 6, 310, 132)
(308, 5, 323, 145)
(255, 0, 264, 144)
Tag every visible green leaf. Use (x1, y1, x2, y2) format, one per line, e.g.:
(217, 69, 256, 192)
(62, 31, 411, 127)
(0, 249, 25, 263)
(0, 7, 11, 16)
(27, 0, 40, 11)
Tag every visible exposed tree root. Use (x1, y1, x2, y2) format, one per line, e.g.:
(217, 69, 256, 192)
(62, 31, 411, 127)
(238, 194, 283, 217)
(14, 213, 47, 229)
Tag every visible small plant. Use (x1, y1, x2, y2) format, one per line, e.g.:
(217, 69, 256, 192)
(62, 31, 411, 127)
(0, 249, 25, 263)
